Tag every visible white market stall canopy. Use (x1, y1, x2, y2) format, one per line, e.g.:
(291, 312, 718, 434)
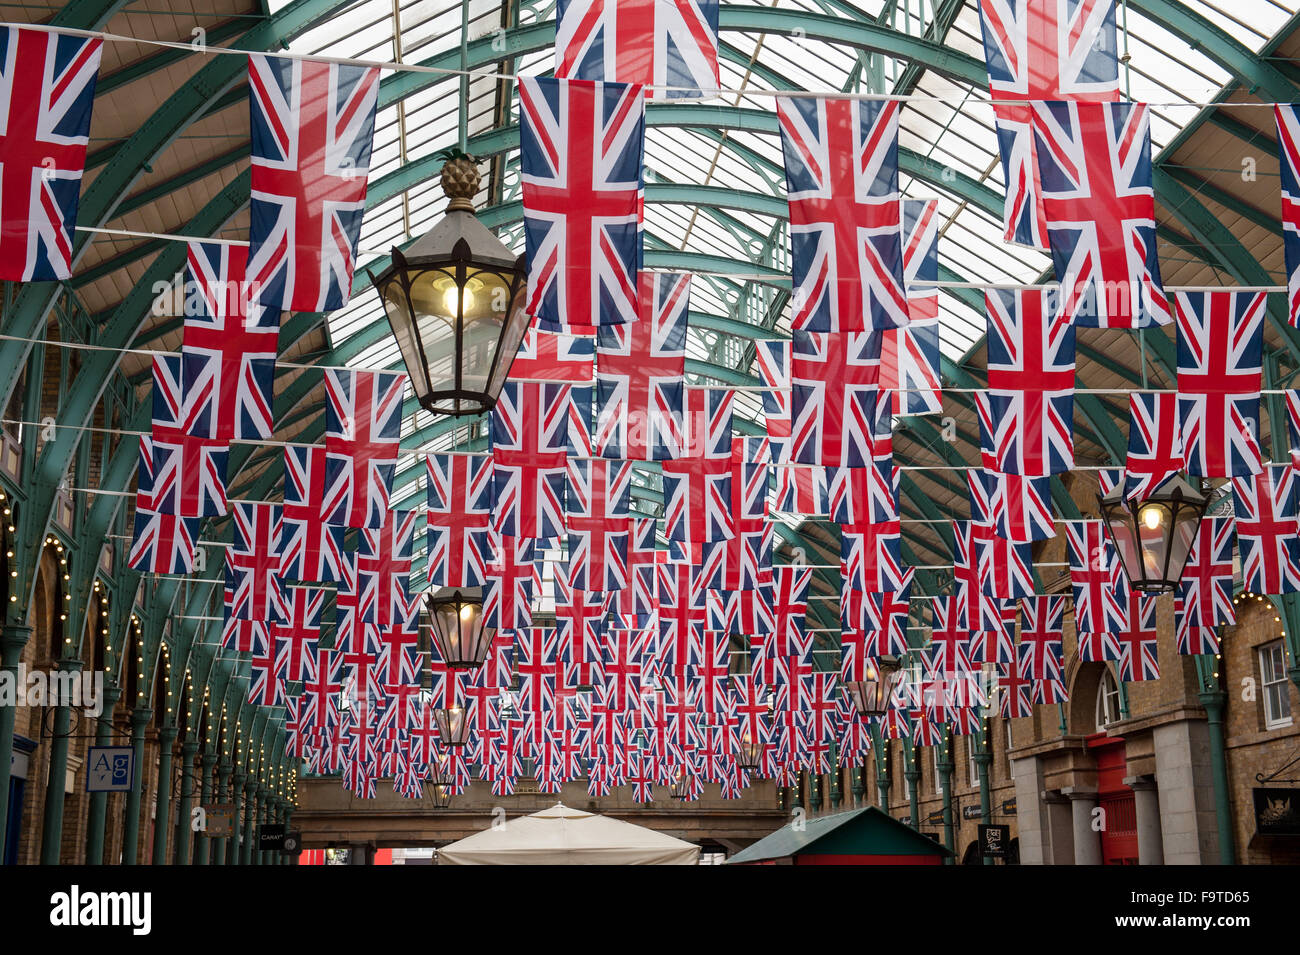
(437, 804, 700, 865)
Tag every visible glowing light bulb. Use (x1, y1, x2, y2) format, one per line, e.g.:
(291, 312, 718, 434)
(441, 284, 475, 315)
(459, 603, 474, 621)
(1139, 505, 1163, 531)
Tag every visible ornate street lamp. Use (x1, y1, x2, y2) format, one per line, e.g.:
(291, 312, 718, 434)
(670, 766, 696, 801)
(427, 587, 495, 670)
(369, 151, 530, 417)
(1099, 474, 1210, 592)
(842, 656, 903, 719)
(736, 727, 764, 772)
(433, 702, 471, 748)
(428, 752, 454, 809)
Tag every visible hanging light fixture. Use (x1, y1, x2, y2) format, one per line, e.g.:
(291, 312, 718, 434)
(428, 752, 454, 809)
(368, 150, 530, 417)
(842, 656, 903, 719)
(433, 702, 471, 748)
(1098, 475, 1210, 592)
(669, 765, 696, 801)
(427, 587, 495, 670)
(736, 727, 764, 772)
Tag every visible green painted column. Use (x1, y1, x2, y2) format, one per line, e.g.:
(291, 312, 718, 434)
(974, 749, 994, 867)
(240, 780, 257, 865)
(277, 801, 289, 865)
(0, 624, 33, 865)
(195, 751, 216, 865)
(226, 769, 244, 866)
(874, 742, 889, 811)
(905, 746, 921, 831)
(255, 787, 268, 865)
(850, 763, 865, 808)
(121, 707, 152, 865)
(84, 684, 121, 864)
(936, 738, 956, 862)
(1198, 686, 1238, 864)
(173, 741, 197, 865)
(151, 726, 177, 864)
(38, 658, 83, 864)
(829, 744, 842, 810)
(213, 759, 232, 865)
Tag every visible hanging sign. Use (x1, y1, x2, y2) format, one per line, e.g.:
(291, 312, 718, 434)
(979, 823, 1010, 858)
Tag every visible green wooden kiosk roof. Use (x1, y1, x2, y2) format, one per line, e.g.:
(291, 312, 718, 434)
(726, 807, 954, 864)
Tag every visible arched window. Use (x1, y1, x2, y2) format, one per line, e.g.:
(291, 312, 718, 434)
(1096, 668, 1122, 731)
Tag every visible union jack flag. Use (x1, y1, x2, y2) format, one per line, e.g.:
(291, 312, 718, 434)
(777, 96, 907, 333)
(771, 565, 812, 654)
(566, 457, 632, 591)
(247, 53, 379, 312)
(555, 0, 719, 99)
(128, 507, 198, 574)
(662, 388, 735, 553)
(554, 566, 606, 689)
(224, 502, 287, 623)
(1286, 390, 1300, 469)
(1277, 105, 1300, 328)
(248, 639, 286, 707)
(1063, 519, 1128, 651)
(1115, 591, 1160, 681)
(519, 75, 644, 331)
(755, 339, 792, 464)
(1017, 596, 1065, 683)
(842, 522, 905, 594)
(977, 0, 1119, 248)
(1175, 290, 1265, 477)
(982, 287, 1075, 475)
(828, 462, 899, 528)
(675, 385, 733, 461)
(1177, 516, 1236, 629)
(150, 355, 229, 518)
(484, 536, 539, 631)
(510, 328, 595, 383)
(774, 464, 829, 515)
(1174, 597, 1221, 656)
(594, 271, 688, 459)
(490, 381, 569, 541)
(1032, 101, 1169, 328)
(977, 524, 1035, 600)
(273, 586, 325, 685)
(928, 596, 973, 674)
(515, 627, 559, 716)
(1123, 391, 1183, 500)
(998, 664, 1033, 718)
(662, 452, 732, 554)
(0, 27, 102, 281)
(426, 453, 494, 589)
(718, 566, 774, 637)
(601, 626, 647, 711)
(1232, 465, 1300, 595)
(979, 468, 1053, 542)
(952, 521, 1003, 632)
(656, 557, 708, 673)
(881, 197, 942, 416)
(612, 518, 659, 627)
(356, 509, 416, 627)
(222, 617, 270, 656)
(279, 445, 346, 583)
(181, 241, 279, 442)
(969, 601, 1017, 665)
(323, 369, 405, 529)
(852, 569, 912, 656)
(789, 330, 882, 467)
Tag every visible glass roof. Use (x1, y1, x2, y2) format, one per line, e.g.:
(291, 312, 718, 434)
(269, 0, 1299, 535)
